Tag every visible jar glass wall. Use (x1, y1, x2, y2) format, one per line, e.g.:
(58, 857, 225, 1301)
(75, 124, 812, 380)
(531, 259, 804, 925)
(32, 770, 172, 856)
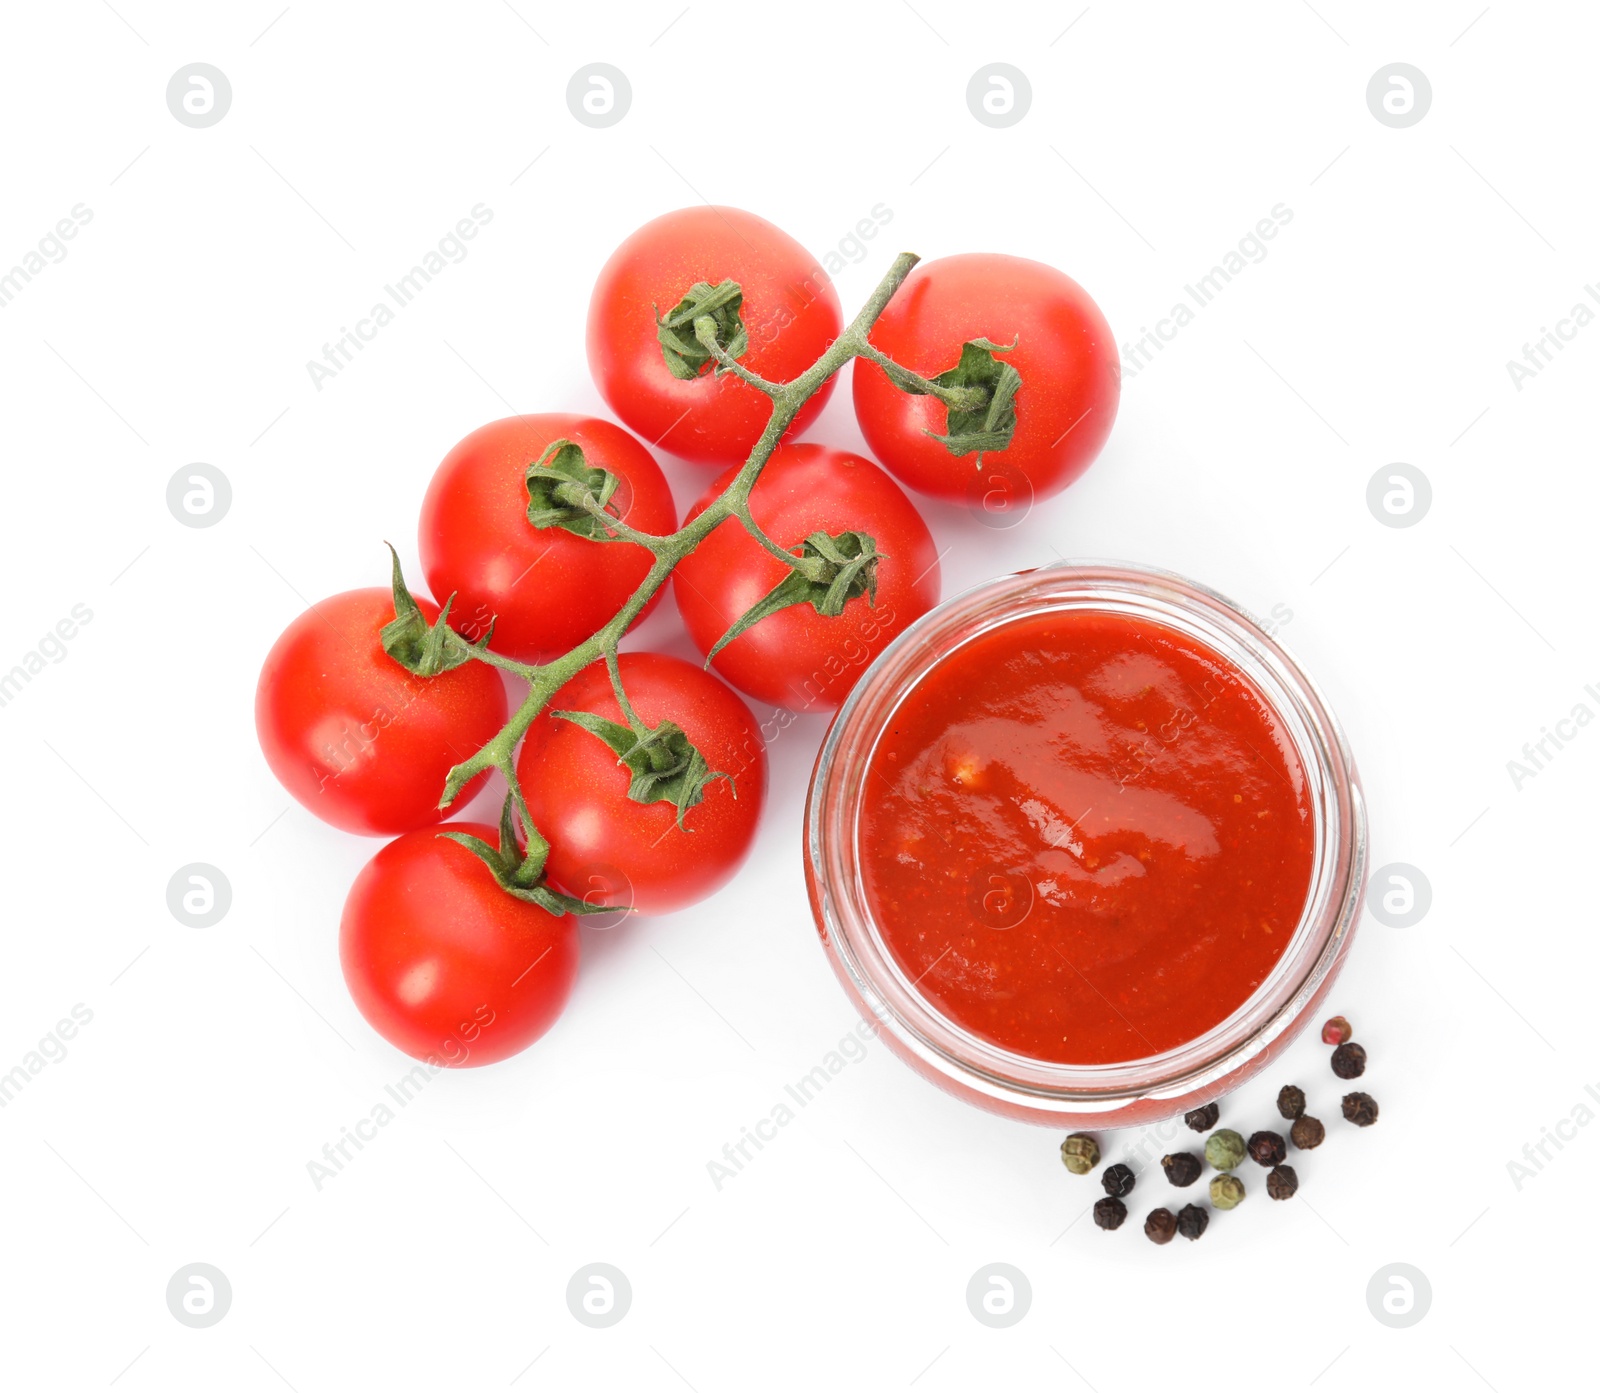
(804, 562, 1367, 1128)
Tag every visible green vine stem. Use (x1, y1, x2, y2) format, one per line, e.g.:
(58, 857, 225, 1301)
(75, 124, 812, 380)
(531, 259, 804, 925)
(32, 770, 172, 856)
(387, 249, 1015, 910)
(603, 646, 646, 737)
(855, 341, 987, 413)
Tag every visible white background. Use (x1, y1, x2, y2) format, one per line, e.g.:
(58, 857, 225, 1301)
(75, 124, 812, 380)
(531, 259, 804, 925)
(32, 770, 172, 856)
(0, 1, 1593, 1388)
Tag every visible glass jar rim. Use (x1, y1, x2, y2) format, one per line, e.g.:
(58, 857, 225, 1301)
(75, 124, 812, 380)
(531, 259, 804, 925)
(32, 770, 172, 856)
(805, 560, 1367, 1118)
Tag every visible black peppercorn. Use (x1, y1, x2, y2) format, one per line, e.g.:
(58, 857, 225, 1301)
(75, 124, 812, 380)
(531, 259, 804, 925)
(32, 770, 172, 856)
(1176, 1203, 1209, 1240)
(1144, 1207, 1177, 1244)
(1331, 1041, 1367, 1079)
(1290, 1114, 1326, 1150)
(1093, 1196, 1127, 1230)
(1342, 1091, 1380, 1126)
(1161, 1152, 1204, 1187)
(1266, 1164, 1299, 1199)
(1101, 1163, 1136, 1198)
(1247, 1130, 1287, 1166)
(1184, 1103, 1220, 1132)
(1276, 1084, 1306, 1119)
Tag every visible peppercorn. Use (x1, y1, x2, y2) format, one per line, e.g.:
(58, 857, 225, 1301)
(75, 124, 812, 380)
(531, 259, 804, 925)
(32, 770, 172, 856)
(1331, 1041, 1367, 1079)
(1060, 1133, 1100, 1175)
(1210, 1173, 1246, 1210)
(1101, 1163, 1135, 1198)
(1266, 1164, 1299, 1199)
(1247, 1130, 1287, 1166)
(1204, 1128, 1247, 1171)
(1144, 1207, 1177, 1244)
(1342, 1091, 1380, 1126)
(1290, 1114, 1326, 1150)
(1176, 1203, 1209, 1240)
(1093, 1196, 1127, 1230)
(1184, 1102, 1220, 1132)
(1276, 1084, 1306, 1119)
(1321, 1014, 1352, 1046)
(1162, 1152, 1203, 1187)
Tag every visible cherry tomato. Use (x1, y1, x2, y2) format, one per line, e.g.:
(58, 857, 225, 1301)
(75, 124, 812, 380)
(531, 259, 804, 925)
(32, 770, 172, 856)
(340, 825, 580, 1066)
(672, 443, 940, 711)
(587, 206, 842, 465)
(516, 652, 766, 916)
(419, 414, 676, 663)
(256, 588, 508, 836)
(852, 253, 1119, 506)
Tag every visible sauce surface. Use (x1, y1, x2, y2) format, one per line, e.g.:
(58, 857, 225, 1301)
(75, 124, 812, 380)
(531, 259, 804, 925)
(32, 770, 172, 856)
(860, 609, 1313, 1065)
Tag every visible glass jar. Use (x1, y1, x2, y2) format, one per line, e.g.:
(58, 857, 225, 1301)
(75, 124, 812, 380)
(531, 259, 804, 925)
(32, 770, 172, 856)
(804, 561, 1367, 1129)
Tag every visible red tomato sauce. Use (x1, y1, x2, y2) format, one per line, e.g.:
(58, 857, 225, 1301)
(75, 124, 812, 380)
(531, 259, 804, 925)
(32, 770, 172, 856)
(860, 610, 1314, 1065)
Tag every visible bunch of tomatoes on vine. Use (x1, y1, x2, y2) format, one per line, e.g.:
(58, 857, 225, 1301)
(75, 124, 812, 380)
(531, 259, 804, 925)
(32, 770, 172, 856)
(255, 206, 1120, 1067)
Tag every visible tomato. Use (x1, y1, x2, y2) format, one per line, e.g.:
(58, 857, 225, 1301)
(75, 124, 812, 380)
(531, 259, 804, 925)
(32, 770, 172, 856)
(255, 588, 508, 836)
(419, 414, 676, 663)
(672, 443, 940, 711)
(516, 652, 765, 915)
(852, 253, 1119, 506)
(587, 207, 842, 465)
(340, 826, 580, 1065)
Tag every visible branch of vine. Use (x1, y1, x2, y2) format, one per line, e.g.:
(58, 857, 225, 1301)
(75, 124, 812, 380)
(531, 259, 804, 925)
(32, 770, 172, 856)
(404, 250, 950, 894)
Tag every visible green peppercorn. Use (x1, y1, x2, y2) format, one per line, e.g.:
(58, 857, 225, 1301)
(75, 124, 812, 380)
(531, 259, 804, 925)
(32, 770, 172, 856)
(1144, 1207, 1177, 1244)
(1290, 1114, 1326, 1150)
(1176, 1203, 1209, 1240)
(1210, 1173, 1246, 1210)
(1342, 1091, 1379, 1126)
(1184, 1103, 1220, 1132)
(1093, 1196, 1127, 1230)
(1101, 1163, 1135, 1197)
(1247, 1130, 1287, 1166)
(1331, 1041, 1367, 1079)
(1060, 1132, 1101, 1174)
(1204, 1128, 1247, 1171)
(1266, 1164, 1299, 1199)
(1276, 1084, 1306, 1119)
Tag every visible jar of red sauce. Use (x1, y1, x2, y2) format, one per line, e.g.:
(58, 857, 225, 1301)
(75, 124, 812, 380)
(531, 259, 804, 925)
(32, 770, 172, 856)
(804, 563, 1366, 1129)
